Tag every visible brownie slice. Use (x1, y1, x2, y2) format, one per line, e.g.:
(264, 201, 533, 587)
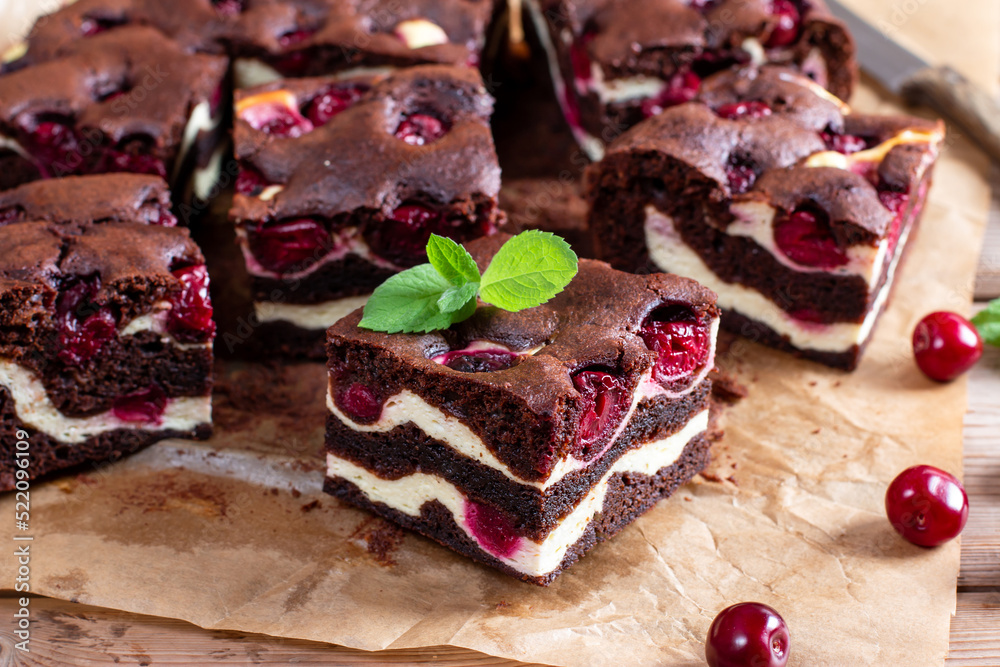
(0, 175, 177, 228)
(587, 66, 945, 370)
(0, 220, 215, 491)
(1, 0, 232, 70)
(229, 65, 503, 359)
(224, 0, 499, 88)
(0, 26, 229, 203)
(325, 234, 719, 585)
(525, 0, 856, 159)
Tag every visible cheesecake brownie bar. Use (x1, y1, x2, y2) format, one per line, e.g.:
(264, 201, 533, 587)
(225, 0, 498, 88)
(525, 0, 856, 159)
(0, 175, 177, 228)
(0, 220, 215, 491)
(230, 65, 502, 358)
(0, 26, 228, 203)
(325, 235, 719, 584)
(587, 66, 944, 369)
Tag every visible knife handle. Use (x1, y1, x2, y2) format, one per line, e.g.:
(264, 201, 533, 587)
(901, 65, 1000, 164)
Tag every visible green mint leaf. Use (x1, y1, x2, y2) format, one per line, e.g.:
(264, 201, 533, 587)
(359, 264, 456, 333)
(427, 234, 481, 286)
(437, 281, 479, 314)
(479, 230, 578, 312)
(972, 298, 1000, 347)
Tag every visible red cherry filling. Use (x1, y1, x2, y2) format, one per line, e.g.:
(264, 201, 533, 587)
(820, 131, 871, 154)
(569, 31, 596, 88)
(235, 165, 272, 196)
(715, 101, 772, 120)
(439, 349, 519, 373)
(212, 0, 246, 17)
(878, 187, 910, 255)
(464, 500, 521, 558)
(706, 602, 790, 667)
(885, 465, 969, 547)
(248, 218, 331, 274)
(112, 385, 168, 425)
(366, 204, 441, 267)
(241, 100, 314, 138)
(19, 116, 80, 175)
(765, 0, 802, 48)
(56, 277, 117, 366)
(0, 206, 24, 226)
(640, 305, 711, 388)
(335, 382, 383, 422)
(571, 369, 628, 461)
(394, 113, 449, 146)
(167, 265, 215, 342)
(274, 29, 317, 75)
(773, 208, 848, 269)
(725, 155, 758, 195)
(640, 71, 702, 118)
(102, 135, 168, 179)
(80, 16, 126, 37)
(304, 84, 367, 126)
(912, 311, 983, 382)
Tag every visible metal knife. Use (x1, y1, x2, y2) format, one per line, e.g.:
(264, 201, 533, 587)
(827, 0, 1000, 163)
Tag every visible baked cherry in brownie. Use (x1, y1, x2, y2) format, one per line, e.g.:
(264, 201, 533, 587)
(325, 235, 719, 584)
(229, 66, 502, 359)
(0, 27, 227, 194)
(0, 175, 177, 228)
(587, 66, 945, 370)
(527, 0, 856, 158)
(224, 0, 496, 86)
(0, 220, 214, 491)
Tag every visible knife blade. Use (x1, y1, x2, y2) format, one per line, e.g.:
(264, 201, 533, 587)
(826, 0, 1000, 163)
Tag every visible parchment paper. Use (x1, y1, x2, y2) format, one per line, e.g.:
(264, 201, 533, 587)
(2, 0, 997, 664)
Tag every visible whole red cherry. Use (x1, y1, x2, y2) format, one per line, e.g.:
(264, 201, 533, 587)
(706, 602, 790, 667)
(885, 465, 969, 547)
(912, 311, 983, 382)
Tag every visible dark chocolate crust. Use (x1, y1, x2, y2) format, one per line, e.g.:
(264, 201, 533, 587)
(327, 234, 719, 480)
(325, 430, 711, 586)
(0, 221, 213, 415)
(0, 384, 211, 492)
(327, 378, 710, 539)
(587, 66, 943, 331)
(0, 175, 177, 227)
(0, 26, 228, 190)
(531, 0, 856, 149)
(226, 0, 496, 76)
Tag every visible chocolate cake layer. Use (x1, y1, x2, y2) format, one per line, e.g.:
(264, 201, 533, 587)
(587, 66, 944, 369)
(0, 26, 228, 193)
(325, 430, 711, 585)
(526, 0, 856, 159)
(327, 378, 710, 539)
(0, 384, 211, 492)
(0, 175, 177, 228)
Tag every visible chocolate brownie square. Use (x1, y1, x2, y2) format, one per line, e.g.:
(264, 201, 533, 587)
(0, 26, 229, 203)
(587, 66, 944, 370)
(229, 65, 503, 359)
(0, 174, 177, 228)
(524, 0, 856, 159)
(225, 0, 499, 88)
(0, 220, 215, 491)
(324, 234, 719, 584)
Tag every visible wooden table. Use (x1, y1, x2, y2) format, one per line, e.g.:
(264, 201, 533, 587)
(1, 210, 997, 665)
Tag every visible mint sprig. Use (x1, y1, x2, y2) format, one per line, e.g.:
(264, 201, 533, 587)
(972, 298, 1000, 347)
(359, 231, 578, 334)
